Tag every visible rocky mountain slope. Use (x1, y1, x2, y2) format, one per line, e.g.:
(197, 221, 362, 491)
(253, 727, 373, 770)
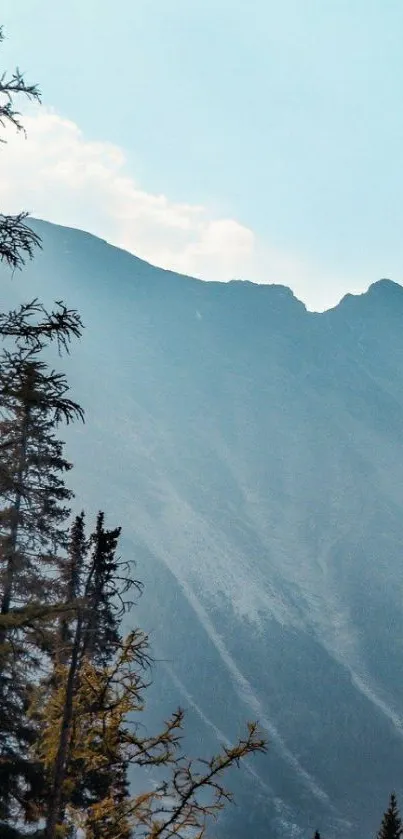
(2, 218, 403, 838)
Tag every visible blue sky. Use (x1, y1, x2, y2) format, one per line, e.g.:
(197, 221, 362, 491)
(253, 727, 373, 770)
(1, 0, 403, 310)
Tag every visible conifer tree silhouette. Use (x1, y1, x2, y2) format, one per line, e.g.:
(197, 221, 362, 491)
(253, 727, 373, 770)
(377, 793, 403, 839)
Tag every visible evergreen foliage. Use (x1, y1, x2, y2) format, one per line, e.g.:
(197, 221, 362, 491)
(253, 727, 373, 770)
(377, 794, 402, 839)
(0, 26, 41, 270)
(0, 72, 84, 825)
(0, 348, 82, 619)
(0, 322, 83, 830)
(31, 513, 266, 839)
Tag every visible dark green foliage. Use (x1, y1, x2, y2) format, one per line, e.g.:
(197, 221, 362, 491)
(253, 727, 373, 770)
(0, 303, 83, 829)
(0, 354, 78, 615)
(81, 511, 124, 666)
(0, 30, 86, 833)
(58, 511, 86, 654)
(0, 825, 27, 839)
(377, 794, 402, 839)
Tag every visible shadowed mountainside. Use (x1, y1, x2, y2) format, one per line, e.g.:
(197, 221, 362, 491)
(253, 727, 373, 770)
(2, 218, 403, 838)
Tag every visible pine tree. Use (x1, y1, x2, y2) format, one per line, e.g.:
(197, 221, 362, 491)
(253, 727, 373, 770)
(39, 632, 265, 839)
(0, 333, 83, 667)
(0, 24, 41, 270)
(0, 350, 82, 625)
(80, 511, 123, 667)
(32, 514, 266, 839)
(35, 512, 140, 838)
(377, 793, 402, 839)
(0, 30, 86, 832)
(0, 306, 83, 832)
(0, 303, 83, 616)
(58, 511, 87, 657)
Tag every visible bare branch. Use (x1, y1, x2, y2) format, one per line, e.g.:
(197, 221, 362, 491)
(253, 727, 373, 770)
(0, 26, 41, 142)
(0, 299, 84, 355)
(0, 212, 41, 271)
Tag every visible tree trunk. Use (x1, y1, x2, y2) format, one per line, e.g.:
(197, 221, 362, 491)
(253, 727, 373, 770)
(44, 613, 83, 839)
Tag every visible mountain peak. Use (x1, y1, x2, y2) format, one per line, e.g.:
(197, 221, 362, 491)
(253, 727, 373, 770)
(331, 278, 403, 321)
(367, 278, 403, 298)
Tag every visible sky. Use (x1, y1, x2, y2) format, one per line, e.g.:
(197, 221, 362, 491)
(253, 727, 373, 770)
(1, 0, 403, 310)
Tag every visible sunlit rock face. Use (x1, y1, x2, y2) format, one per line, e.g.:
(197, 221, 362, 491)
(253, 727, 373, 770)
(3, 219, 403, 838)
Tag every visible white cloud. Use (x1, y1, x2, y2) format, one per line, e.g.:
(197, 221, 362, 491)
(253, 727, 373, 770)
(0, 107, 356, 310)
(0, 108, 258, 277)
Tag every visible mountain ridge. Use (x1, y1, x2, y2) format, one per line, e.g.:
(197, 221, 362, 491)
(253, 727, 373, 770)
(28, 217, 403, 314)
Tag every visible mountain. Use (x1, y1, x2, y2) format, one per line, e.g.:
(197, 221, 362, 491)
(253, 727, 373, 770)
(2, 218, 403, 838)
